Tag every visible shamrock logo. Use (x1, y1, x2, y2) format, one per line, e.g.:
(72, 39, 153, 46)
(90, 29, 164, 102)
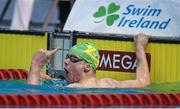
(93, 2, 120, 26)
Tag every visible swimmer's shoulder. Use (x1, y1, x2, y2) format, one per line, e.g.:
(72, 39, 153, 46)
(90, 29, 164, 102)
(67, 83, 81, 88)
(98, 78, 120, 88)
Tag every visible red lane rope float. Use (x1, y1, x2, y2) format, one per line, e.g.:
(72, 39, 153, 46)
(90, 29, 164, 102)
(66, 94, 82, 107)
(89, 94, 104, 107)
(139, 93, 154, 105)
(129, 94, 143, 105)
(0, 69, 14, 79)
(17, 69, 28, 79)
(0, 95, 9, 107)
(37, 95, 51, 107)
(117, 94, 134, 106)
(78, 94, 94, 107)
(0, 69, 28, 80)
(57, 94, 73, 107)
(150, 93, 163, 105)
(47, 94, 60, 107)
(15, 95, 30, 107)
(99, 94, 114, 106)
(8, 69, 22, 79)
(109, 94, 123, 106)
(0, 93, 179, 107)
(5, 95, 19, 106)
(0, 71, 5, 79)
(159, 93, 173, 105)
(169, 94, 180, 105)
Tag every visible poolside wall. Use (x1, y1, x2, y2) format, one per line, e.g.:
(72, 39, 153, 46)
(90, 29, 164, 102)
(73, 34, 180, 83)
(0, 30, 47, 72)
(1, 30, 179, 83)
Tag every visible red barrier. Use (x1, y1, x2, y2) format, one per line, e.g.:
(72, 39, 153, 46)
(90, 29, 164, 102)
(0, 93, 180, 107)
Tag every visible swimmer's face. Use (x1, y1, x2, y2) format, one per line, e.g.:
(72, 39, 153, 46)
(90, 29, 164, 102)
(64, 53, 86, 83)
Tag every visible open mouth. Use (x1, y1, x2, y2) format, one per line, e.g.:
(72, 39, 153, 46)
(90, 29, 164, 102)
(64, 68, 69, 74)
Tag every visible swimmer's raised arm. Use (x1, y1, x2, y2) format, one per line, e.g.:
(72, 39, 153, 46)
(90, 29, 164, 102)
(27, 48, 59, 85)
(99, 34, 150, 88)
(117, 34, 150, 88)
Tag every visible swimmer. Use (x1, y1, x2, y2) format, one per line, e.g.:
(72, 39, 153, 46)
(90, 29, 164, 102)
(27, 33, 150, 88)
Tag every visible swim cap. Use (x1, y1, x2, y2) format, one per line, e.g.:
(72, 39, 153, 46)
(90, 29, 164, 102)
(69, 42, 100, 70)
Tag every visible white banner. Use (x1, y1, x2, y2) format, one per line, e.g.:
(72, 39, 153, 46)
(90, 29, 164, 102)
(11, 0, 35, 30)
(64, 0, 180, 37)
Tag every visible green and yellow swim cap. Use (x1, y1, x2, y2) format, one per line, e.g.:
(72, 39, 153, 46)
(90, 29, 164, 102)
(69, 42, 100, 70)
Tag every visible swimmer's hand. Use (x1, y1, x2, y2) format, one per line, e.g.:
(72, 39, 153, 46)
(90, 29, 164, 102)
(27, 48, 59, 85)
(31, 48, 60, 67)
(134, 33, 150, 50)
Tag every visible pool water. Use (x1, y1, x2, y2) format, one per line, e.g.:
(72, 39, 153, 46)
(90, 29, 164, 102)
(0, 79, 179, 94)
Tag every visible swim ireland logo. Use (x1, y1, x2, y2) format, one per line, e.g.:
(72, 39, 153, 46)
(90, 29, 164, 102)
(93, 2, 171, 30)
(93, 2, 120, 26)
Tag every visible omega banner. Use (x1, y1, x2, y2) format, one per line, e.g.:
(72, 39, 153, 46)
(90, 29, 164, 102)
(64, 0, 180, 37)
(97, 50, 151, 73)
